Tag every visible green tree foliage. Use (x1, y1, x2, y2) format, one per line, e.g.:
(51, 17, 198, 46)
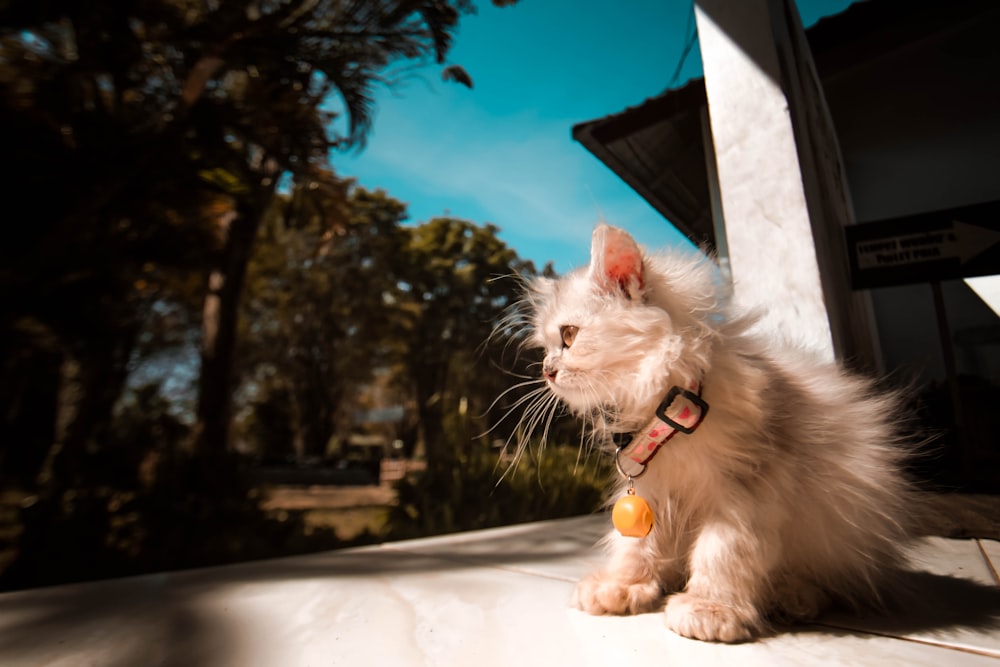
(0, 0, 478, 478)
(385, 218, 611, 538)
(237, 178, 411, 463)
(0, 0, 482, 589)
(236, 207, 541, 468)
(399, 218, 536, 460)
(0, 0, 603, 590)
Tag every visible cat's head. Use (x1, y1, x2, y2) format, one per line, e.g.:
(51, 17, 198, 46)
(529, 224, 719, 427)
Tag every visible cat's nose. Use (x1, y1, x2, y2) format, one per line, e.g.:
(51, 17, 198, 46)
(543, 361, 557, 382)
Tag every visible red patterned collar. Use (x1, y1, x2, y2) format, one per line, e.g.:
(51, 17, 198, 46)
(614, 383, 709, 478)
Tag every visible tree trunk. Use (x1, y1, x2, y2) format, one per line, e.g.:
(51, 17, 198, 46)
(413, 360, 448, 463)
(40, 316, 137, 495)
(0, 331, 62, 487)
(190, 189, 274, 459)
(300, 363, 340, 461)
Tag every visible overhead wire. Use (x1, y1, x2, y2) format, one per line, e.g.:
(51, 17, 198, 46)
(667, 0, 699, 89)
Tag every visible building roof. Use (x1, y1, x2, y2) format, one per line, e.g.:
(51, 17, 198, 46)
(573, 79, 711, 247)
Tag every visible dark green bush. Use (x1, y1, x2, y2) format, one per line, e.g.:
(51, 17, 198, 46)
(388, 437, 612, 540)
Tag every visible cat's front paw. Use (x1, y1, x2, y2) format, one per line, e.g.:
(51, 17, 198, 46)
(571, 571, 663, 615)
(663, 592, 759, 643)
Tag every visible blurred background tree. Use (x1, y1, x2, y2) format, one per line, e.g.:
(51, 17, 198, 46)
(400, 217, 535, 462)
(0, 0, 605, 591)
(236, 180, 411, 465)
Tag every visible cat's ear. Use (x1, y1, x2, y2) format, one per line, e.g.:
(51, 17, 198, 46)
(589, 224, 644, 299)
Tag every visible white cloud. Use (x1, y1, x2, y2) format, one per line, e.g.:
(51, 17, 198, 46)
(341, 86, 690, 272)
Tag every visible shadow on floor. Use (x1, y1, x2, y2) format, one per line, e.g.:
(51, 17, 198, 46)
(797, 568, 1000, 642)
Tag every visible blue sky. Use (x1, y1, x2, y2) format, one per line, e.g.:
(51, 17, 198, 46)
(335, 0, 857, 274)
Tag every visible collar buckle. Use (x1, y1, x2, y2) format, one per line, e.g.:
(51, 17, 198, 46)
(654, 386, 709, 435)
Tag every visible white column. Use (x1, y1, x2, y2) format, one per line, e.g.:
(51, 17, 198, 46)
(696, 0, 882, 369)
(695, 0, 835, 358)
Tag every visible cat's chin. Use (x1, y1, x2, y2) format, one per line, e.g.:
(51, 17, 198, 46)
(549, 393, 628, 429)
(546, 385, 598, 413)
(550, 394, 583, 413)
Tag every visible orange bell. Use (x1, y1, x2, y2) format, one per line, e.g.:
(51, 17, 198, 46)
(612, 488, 654, 538)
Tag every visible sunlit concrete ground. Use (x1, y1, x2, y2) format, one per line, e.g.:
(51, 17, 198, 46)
(1, 514, 999, 666)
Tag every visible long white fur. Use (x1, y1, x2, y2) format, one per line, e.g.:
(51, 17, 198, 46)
(520, 224, 915, 642)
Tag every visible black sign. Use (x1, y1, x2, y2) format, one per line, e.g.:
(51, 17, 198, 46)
(845, 201, 1000, 290)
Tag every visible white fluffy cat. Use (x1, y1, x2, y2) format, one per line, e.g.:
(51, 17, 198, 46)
(521, 224, 914, 642)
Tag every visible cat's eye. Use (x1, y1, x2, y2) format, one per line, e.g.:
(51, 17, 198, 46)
(560, 325, 579, 349)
